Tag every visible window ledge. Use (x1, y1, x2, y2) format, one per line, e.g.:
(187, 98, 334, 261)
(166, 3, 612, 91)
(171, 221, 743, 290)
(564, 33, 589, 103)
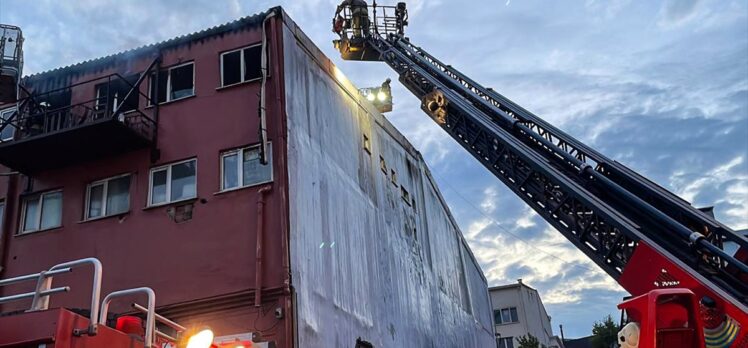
(77, 212, 130, 224)
(145, 94, 196, 109)
(15, 225, 64, 237)
(494, 322, 520, 327)
(143, 197, 199, 211)
(213, 181, 273, 196)
(215, 78, 261, 91)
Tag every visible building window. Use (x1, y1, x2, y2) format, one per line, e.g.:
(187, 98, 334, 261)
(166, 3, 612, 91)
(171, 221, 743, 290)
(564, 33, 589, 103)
(220, 45, 262, 87)
(149, 159, 197, 206)
(401, 187, 410, 205)
(0, 107, 16, 141)
(94, 75, 139, 117)
(149, 62, 195, 104)
(390, 169, 398, 187)
(362, 134, 371, 154)
(221, 144, 273, 191)
(494, 307, 519, 325)
(20, 191, 63, 234)
(379, 156, 387, 174)
(85, 174, 131, 220)
(498, 337, 514, 348)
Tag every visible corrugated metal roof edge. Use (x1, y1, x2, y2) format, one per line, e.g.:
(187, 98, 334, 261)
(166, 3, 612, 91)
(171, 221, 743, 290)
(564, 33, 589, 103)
(23, 6, 283, 80)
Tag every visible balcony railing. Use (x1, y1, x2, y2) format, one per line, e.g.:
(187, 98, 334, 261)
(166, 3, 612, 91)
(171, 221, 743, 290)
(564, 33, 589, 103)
(0, 61, 160, 173)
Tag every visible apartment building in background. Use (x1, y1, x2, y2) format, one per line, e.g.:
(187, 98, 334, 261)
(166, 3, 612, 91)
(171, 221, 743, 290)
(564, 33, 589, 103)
(490, 280, 564, 348)
(0, 7, 495, 347)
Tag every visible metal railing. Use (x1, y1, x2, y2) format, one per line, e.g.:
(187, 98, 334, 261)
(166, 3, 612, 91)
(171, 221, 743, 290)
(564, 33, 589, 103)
(0, 258, 103, 335)
(1, 24, 23, 76)
(0, 58, 159, 145)
(333, 1, 408, 41)
(0, 258, 187, 345)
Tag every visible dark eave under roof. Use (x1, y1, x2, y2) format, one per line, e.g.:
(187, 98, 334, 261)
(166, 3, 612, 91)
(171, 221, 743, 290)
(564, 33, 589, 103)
(24, 6, 282, 83)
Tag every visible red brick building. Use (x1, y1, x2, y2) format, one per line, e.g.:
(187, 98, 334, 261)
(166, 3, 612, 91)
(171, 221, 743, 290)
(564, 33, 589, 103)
(0, 7, 494, 347)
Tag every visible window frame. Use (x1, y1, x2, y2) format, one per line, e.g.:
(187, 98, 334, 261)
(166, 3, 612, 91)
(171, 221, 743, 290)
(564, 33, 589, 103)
(494, 306, 520, 325)
(0, 106, 17, 141)
(147, 158, 198, 207)
(219, 43, 263, 87)
(84, 173, 132, 221)
(19, 190, 63, 235)
(148, 61, 196, 105)
(498, 337, 514, 348)
(219, 143, 274, 192)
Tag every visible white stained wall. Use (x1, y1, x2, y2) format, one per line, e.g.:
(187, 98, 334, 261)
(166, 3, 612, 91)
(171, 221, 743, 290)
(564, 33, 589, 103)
(489, 283, 560, 348)
(282, 14, 495, 348)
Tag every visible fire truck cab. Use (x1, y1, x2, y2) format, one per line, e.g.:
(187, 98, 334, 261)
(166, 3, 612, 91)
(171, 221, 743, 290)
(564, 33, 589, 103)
(617, 289, 706, 348)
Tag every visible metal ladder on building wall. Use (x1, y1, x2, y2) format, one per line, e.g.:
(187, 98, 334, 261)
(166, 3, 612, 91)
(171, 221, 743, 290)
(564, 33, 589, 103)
(0, 257, 187, 347)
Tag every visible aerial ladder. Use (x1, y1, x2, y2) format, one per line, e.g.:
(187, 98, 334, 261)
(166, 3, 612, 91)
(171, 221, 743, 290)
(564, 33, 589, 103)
(0, 24, 23, 104)
(333, 3, 748, 347)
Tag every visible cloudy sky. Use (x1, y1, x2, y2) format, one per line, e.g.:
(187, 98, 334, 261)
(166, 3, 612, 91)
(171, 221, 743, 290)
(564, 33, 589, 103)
(2, 0, 746, 339)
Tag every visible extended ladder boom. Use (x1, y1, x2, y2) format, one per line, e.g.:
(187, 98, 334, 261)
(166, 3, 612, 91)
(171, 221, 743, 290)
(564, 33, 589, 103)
(332, 2, 747, 340)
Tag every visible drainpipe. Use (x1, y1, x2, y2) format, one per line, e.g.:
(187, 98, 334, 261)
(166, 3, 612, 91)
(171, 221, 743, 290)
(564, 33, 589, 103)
(254, 185, 272, 307)
(259, 11, 276, 165)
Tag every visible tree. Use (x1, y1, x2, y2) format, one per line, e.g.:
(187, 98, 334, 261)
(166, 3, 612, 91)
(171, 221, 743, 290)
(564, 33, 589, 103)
(517, 333, 540, 348)
(591, 315, 619, 348)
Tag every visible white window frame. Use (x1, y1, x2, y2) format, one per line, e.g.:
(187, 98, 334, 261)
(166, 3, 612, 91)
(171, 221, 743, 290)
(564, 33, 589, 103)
(19, 190, 63, 234)
(497, 337, 514, 348)
(148, 61, 195, 105)
(148, 158, 198, 207)
(84, 173, 131, 220)
(495, 306, 519, 325)
(220, 143, 273, 192)
(219, 44, 262, 87)
(0, 106, 17, 141)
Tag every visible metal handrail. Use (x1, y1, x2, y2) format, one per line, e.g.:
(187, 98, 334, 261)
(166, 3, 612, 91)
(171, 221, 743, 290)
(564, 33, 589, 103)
(49, 258, 103, 335)
(0, 257, 103, 336)
(132, 302, 186, 332)
(0, 286, 70, 304)
(0, 267, 71, 287)
(99, 287, 156, 348)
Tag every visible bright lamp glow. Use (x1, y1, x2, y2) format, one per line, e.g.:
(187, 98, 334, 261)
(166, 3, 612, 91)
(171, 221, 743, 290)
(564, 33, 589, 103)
(377, 91, 387, 102)
(366, 92, 376, 101)
(186, 329, 214, 348)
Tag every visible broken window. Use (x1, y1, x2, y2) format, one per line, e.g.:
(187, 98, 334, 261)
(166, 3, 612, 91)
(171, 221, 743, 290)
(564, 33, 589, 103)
(0, 107, 16, 141)
(221, 144, 273, 191)
(94, 75, 139, 118)
(149, 62, 194, 104)
(220, 44, 263, 87)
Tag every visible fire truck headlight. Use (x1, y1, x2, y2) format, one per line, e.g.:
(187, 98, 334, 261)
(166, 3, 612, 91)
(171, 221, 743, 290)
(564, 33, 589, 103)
(367, 92, 376, 101)
(186, 328, 214, 348)
(377, 91, 387, 102)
